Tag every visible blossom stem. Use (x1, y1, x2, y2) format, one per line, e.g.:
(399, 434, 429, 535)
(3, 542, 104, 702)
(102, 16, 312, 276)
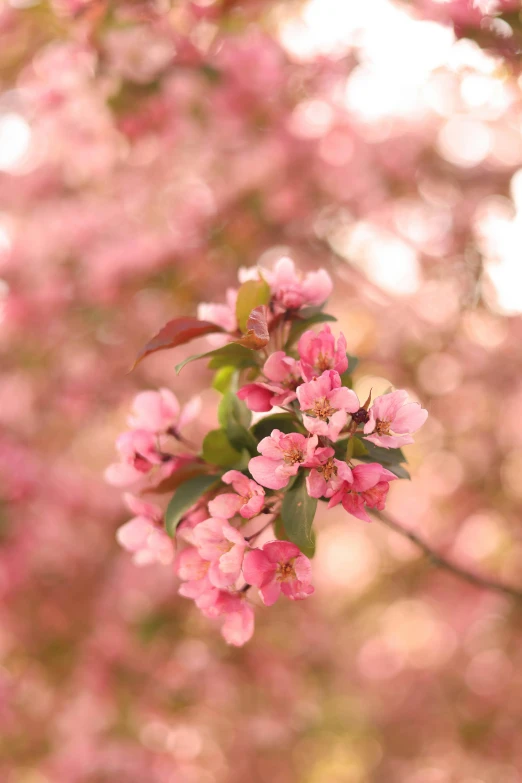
(372, 509, 522, 602)
(167, 428, 198, 451)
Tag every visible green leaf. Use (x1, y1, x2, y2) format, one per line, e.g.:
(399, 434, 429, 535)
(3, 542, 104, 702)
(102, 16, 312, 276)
(218, 392, 258, 454)
(347, 354, 359, 373)
(351, 437, 370, 459)
(345, 436, 370, 460)
(212, 366, 236, 393)
(351, 439, 410, 480)
(335, 437, 409, 477)
(165, 474, 219, 536)
(274, 514, 316, 558)
(207, 344, 259, 370)
(386, 464, 411, 480)
(359, 440, 407, 466)
(218, 391, 251, 429)
(251, 413, 304, 442)
(297, 306, 333, 319)
(339, 370, 353, 388)
(175, 343, 258, 374)
(280, 472, 318, 553)
(235, 279, 271, 333)
(285, 312, 337, 348)
(202, 429, 245, 468)
(143, 461, 211, 495)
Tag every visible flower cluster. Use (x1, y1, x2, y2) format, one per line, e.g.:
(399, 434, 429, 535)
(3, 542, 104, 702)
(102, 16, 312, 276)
(107, 257, 427, 645)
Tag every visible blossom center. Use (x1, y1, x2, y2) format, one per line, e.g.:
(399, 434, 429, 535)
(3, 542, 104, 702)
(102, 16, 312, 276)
(318, 458, 337, 482)
(375, 419, 391, 436)
(283, 445, 304, 465)
(309, 396, 336, 420)
(277, 560, 296, 581)
(316, 352, 332, 373)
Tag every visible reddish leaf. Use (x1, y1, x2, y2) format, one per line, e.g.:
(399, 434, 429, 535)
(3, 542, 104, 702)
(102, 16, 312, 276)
(235, 306, 269, 350)
(132, 317, 224, 369)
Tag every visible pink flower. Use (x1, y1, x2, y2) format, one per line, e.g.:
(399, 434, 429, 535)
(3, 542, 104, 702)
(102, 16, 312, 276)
(263, 257, 333, 310)
(327, 463, 398, 522)
(105, 429, 165, 486)
(192, 517, 248, 588)
(298, 325, 348, 382)
(177, 504, 210, 533)
(197, 288, 238, 346)
(242, 540, 314, 605)
(117, 429, 164, 468)
(306, 452, 354, 499)
(208, 470, 265, 519)
(221, 602, 255, 647)
(116, 493, 173, 566)
(296, 370, 359, 441)
(248, 430, 318, 490)
(128, 388, 201, 436)
(176, 548, 227, 620)
(204, 590, 255, 647)
(177, 547, 208, 583)
(176, 548, 255, 646)
(237, 351, 301, 412)
(364, 390, 428, 448)
(236, 383, 274, 413)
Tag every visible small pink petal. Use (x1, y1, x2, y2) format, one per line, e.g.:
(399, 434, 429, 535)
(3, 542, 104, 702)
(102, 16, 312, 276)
(208, 493, 243, 519)
(221, 604, 255, 646)
(208, 559, 237, 588)
(259, 580, 282, 606)
(105, 463, 144, 486)
(249, 456, 290, 490)
(342, 492, 371, 522)
(262, 540, 300, 563)
(281, 581, 315, 600)
(123, 493, 161, 521)
(242, 548, 276, 587)
(116, 518, 151, 551)
(306, 469, 327, 499)
(301, 268, 333, 306)
(237, 384, 273, 412)
(392, 403, 428, 434)
(222, 470, 248, 489)
(364, 433, 414, 448)
(294, 553, 313, 584)
(326, 409, 347, 441)
(302, 415, 329, 437)
(240, 494, 265, 519)
(371, 390, 408, 423)
(264, 351, 293, 383)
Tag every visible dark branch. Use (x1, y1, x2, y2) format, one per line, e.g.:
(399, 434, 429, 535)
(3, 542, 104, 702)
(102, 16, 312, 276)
(372, 509, 522, 602)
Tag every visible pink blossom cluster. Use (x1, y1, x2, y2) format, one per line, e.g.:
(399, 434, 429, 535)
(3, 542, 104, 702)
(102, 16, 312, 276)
(105, 388, 200, 488)
(175, 495, 314, 646)
(107, 258, 428, 646)
(3, 0, 522, 775)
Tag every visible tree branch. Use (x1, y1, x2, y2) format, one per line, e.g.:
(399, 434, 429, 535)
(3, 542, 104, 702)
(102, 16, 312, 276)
(372, 509, 522, 601)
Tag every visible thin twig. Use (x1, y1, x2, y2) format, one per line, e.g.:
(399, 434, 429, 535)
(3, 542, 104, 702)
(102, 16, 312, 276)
(372, 509, 522, 602)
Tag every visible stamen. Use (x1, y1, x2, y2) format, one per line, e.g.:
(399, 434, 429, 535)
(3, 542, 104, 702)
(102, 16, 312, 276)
(375, 419, 391, 436)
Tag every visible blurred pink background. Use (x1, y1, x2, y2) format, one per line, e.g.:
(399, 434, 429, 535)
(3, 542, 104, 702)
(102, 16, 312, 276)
(2, 1, 522, 781)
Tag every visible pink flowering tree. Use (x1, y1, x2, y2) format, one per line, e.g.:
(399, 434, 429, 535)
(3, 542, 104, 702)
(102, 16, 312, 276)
(4, 0, 522, 778)
(107, 257, 428, 645)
